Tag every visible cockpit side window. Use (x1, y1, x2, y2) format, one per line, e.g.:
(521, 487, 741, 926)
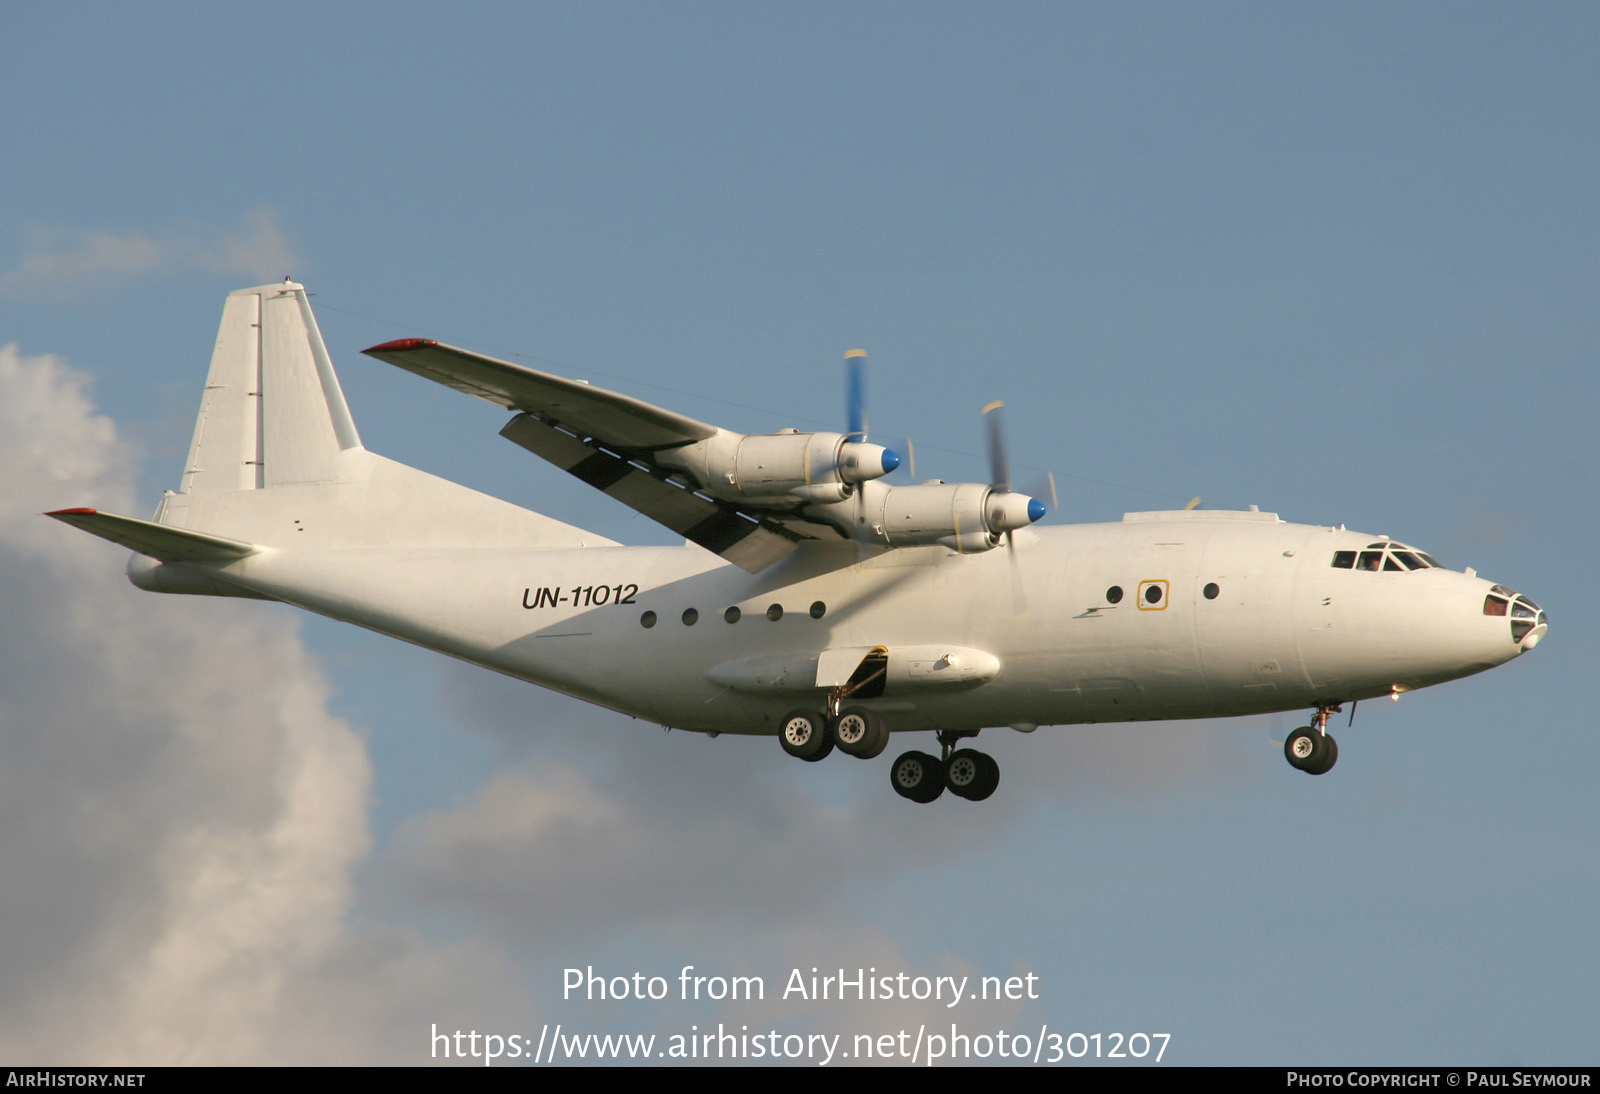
(1332, 551, 1356, 569)
(1484, 595, 1509, 617)
(1357, 551, 1384, 571)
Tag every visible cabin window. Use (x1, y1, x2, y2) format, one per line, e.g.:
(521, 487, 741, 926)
(724, 606, 741, 623)
(767, 604, 783, 621)
(1106, 586, 1124, 604)
(682, 608, 699, 625)
(810, 601, 827, 619)
(1204, 582, 1220, 599)
(640, 610, 657, 628)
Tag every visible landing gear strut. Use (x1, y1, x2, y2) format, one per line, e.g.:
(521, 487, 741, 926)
(1285, 704, 1341, 775)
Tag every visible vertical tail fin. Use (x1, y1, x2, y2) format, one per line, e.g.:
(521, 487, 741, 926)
(181, 280, 361, 493)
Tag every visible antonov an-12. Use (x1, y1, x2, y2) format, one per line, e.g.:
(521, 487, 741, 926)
(50, 282, 1547, 802)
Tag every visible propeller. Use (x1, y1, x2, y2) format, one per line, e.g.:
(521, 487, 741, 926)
(980, 401, 1046, 616)
(843, 350, 904, 557)
(980, 401, 1046, 541)
(838, 349, 899, 482)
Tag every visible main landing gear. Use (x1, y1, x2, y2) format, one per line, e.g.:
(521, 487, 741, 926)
(889, 731, 999, 804)
(778, 707, 890, 762)
(776, 711, 999, 802)
(1284, 704, 1341, 775)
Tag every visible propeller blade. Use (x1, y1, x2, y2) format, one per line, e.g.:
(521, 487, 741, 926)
(1019, 470, 1058, 511)
(982, 400, 1010, 492)
(979, 400, 1041, 617)
(1007, 525, 1029, 618)
(845, 349, 868, 442)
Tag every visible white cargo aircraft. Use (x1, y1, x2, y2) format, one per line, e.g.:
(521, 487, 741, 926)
(50, 282, 1547, 802)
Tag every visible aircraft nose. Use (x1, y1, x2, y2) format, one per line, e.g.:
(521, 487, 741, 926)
(1483, 584, 1548, 653)
(1516, 598, 1548, 651)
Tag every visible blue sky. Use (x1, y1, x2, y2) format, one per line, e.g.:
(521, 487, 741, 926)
(1, 2, 1594, 1065)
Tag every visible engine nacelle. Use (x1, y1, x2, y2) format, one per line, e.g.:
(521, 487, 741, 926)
(859, 481, 1045, 551)
(659, 429, 900, 504)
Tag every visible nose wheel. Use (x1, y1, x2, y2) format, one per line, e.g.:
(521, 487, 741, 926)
(1284, 705, 1341, 775)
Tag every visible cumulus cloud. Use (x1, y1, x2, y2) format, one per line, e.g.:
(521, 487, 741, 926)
(1, 207, 298, 299)
(0, 345, 528, 1063)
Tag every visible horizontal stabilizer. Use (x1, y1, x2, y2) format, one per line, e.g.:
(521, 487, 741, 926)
(46, 508, 259, 562)
(362, 339, 716, 451)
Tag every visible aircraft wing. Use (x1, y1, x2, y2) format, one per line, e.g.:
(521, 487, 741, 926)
(363, 339, 815, 571)
(362, 339, 716, 450)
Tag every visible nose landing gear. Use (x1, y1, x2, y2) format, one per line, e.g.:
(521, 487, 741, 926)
(1284, 704, 1341, 775)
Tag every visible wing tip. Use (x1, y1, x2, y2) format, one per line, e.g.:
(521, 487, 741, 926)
(363, 338, 439, 355)
(45, 506, 99, 517)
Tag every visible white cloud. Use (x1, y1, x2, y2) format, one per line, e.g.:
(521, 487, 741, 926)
(1, 207, 299, 299)
(0, 345, 529, 1064)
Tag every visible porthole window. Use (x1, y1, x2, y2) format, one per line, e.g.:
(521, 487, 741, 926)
(1145, 584, 1163, 605)
(767, 604, 783, 621)
(640, 610, 657, 628)
(1106, 586, 1123, 604)
(810, 600, 827, 619)
(724, 606, 741, 624)
(682, 608, 699, 626)
(1203, 583, 1219, 600)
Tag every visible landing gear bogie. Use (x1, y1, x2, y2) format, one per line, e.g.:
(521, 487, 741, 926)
(891, 730, 1001, 803)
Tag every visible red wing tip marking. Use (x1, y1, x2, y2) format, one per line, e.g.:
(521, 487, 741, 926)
(364, 338, 439, 353)
(46, 507, 99, 516)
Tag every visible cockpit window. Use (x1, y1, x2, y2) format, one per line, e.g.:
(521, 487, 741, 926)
(1484, 595, 1509, 617)
(1334, 543, 1443, 573)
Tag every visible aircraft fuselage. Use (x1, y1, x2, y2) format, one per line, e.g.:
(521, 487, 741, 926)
(176, 508, 1533, 738)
